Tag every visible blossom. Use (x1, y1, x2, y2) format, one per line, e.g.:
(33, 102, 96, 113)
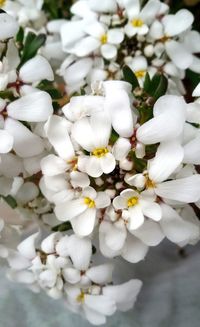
(55, 186, 110, 236)
(124, 0, 161, 37)
(72, 112, 116, 177)
(113, 189, 161, 230)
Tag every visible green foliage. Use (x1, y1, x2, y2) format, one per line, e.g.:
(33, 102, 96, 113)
(52, 221, 72, 232)
(123, 65, 139, 89)
(2, 195, 17, 209)
(144, 73, 168, 100)
(42, 0, 73, 19)
(18, 32, 46, 68)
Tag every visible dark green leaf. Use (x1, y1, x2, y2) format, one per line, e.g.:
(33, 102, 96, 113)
(143, 72, 151, 93)
(52, 221, 72, 232)
(2, 195, 17, 209)
(123, 65, 139, 89)
(153, 75, 168, 100)
(19, 32, 46, 67)
(16, 26, 24, 44)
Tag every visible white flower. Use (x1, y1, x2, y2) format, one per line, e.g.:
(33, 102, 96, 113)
(55, 186, 110, 236)
(113, 188, 161, 230)
(72, 113, 116, 177)
(124, 0, 161, 37)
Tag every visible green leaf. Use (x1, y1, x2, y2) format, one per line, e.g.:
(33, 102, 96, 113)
(2, 195, 17, 209)
(52, 221, 72, 232)
(153, 75, 168, 100)
(16, 26, 24, 44)
(19, 32, 46, 68)
(148, 73, 162, 96)
(123, 65, 139, 89)
(143, 72, 151, 93)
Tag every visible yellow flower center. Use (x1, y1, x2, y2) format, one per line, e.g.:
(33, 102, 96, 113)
(0, 0, 6, 6)
(92, 147, 109, 158)
(127, 196, 139, 207)
(76, 291, 85, 303)
(84, 197, 95, 208)
(100, 34, 108, 44)
(131, 18, 144, 28)
(146, 178, 156, 189)
(134, 70, 146, 78)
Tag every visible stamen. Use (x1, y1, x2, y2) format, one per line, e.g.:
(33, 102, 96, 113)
(0, 0, 6, 7)
(134, 70, 146, 78)
(84, 197, 95, 208)
(127, 196, 139, 207)
(100, 34, 108, 45)
(76, 291, 85, 303)
(92, 147, 109, 158)
(131, 18, 144, 28)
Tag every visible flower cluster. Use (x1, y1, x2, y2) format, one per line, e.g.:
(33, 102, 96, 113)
(45, 0, 200, 95)
(8, 232, 142, 325)
(0, 1, 200, 325)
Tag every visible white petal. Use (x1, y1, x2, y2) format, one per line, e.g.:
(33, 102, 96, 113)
(101, 44, 117, 60)
(128, 205, 144, 230)
(83, 306, 106, 325)
(72, 117, 94, 151)
(160, 203, 197, 243)
(89, 0, 117, 13)
(184, 136, 200, 164)
(86, 264, 113, 285)
(156, 175, 200, 203)
(70, 171, 90, 188)
(113, 196, 127, 210)
(71, 208, 96, 236)
(41, 154, 67, 176)
(60, 20, 86, 51)
(105, 89, 134, 137)
(90, 112, 111, 148)
(67, 234, 92, 270)
(7, 250, 30, 270)
(55, 199, 86, 221)
(100, 153, 116, 174)
(192, 83, 200, 97)
(17, 232, 39, 260)
(0, 13, 19, 40)
(148, 141, 184, 183)
(7, 91, 53, 122)
(45, 115, 74, 160)
(102, 279, 142, 311)
(163, 9, 194, 36)
(133, 219, 164, 246)
(74, 36, 100, 57)
(63, 58, 93, 85)
(165, 40, 193, 70)
(0, 130, 13, 153)
(19, 55, 54, 83)
(41, 232, 61, 253)
(123, 0, 140, 19)
(85, 295, 116, 316)
(86, 156, 103, 178)
(107, 29, 124, 44)
(140, 201, 162, 221)
(121, 233, 148, 263)
(15, 182, 39, 205)
(104, 220, 127, 251)
(186, 102, 200, 123)
(4, 118, 44, 158)
(140, 0, 161, 23)
(63, 268, 81, 284)
(112, 137, 131, 161)
(95, 192, 111, 208)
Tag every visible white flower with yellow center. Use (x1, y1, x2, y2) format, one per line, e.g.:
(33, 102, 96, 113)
(55, 186, 111, 236)
(123, 0, 161, 37)
(72, 112, 116, 178)
(113, 188, 161, 231)
(66, 20, 124, 60)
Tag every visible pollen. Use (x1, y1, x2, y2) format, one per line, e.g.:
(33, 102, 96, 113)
(76, 291, 85, 303)
(92, 147, 109, 158)
(131, 18, 144, 28)
(84, 197, 95, 208)
(100, 34, 108, 44)
(127, 196, 139, 207)
(146, 178, 156, 189)
(0, 0, 6, 6)
(134, 70, 146, 78)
